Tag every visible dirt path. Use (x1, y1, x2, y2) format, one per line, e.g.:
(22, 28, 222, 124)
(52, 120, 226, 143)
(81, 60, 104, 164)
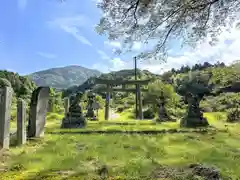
(109, 110, 120, 119)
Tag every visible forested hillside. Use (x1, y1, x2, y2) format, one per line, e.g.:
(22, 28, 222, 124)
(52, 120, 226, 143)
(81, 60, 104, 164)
(28, 65, 101, 89)
(63, 69, 161, 96)
(0, 70, 36, 99)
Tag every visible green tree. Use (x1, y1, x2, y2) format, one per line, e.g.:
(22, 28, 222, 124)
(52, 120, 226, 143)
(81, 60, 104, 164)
(0, 78, 12, 87)
(48, 88, 64, 113)
(96, 0, 238, 60)
(143, 80, 180, 120)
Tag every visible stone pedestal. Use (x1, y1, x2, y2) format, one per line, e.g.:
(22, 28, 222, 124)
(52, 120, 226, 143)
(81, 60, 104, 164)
(157, 105, 169, 122)
(180, 100, 209, 128)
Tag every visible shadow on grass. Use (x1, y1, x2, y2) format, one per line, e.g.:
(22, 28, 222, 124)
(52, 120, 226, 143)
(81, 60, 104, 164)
(24, 169, 80, 180)
(48, 128, 226, 135)
(97, 121, 157, 125)
(10, 133, 46, 147)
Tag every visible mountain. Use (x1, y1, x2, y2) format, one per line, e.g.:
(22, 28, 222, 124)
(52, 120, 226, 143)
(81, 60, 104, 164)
(28, 65, 101, 89)
(63, 69, 161, 96)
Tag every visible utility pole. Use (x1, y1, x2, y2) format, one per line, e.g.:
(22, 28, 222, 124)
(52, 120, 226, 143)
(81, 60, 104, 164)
(134, 57, 138, 119)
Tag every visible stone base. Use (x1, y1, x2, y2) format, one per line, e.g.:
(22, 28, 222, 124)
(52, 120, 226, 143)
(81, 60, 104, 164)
(85, 110, 95, 118)
(61, 116, 86, 129)
(180, 116, 209, 128)
(156, 113, 176, 122)
(88, 116, 98, 121)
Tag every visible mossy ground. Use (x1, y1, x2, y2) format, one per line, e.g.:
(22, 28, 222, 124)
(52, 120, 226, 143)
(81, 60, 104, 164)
(1, 111, 240, 179)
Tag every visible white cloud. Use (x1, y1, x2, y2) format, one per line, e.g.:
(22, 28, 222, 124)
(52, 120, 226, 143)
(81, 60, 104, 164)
(18, 0, 27, 12)
(138, 26, 240, 74)
(111, 57, 125, 68)
(60, 25, 92, 46)
(94, 25, 240, 74)
(92, 57, 127, 72)
(132, 42, 142, 51)
(37, 52, 57, 59)
(97, 49, 110, 60)
(104, 41, 143, 51)
(104, 41, 122, 48)
(48, 15, 92, 46)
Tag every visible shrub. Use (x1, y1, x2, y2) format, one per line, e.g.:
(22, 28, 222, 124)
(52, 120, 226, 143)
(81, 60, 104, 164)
(168, 107, 186, 119)
(143, 108, 155, 119)
(227, 108, 240, 122)
(47, 113, 63, 121)
(116, 106, 125, 113)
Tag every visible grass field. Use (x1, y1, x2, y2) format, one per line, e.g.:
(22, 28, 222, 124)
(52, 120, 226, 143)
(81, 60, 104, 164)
(1, 111, 240, 179)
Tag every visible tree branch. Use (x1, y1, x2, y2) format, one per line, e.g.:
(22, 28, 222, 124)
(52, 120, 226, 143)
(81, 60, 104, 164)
(133, 0, 140, 28)
(120, 1, 136, 23)
(203, 3, 212, 29)
(189, 0, 220, 10)
(156, 9, 187, 52)
(144, 2, 185, 43)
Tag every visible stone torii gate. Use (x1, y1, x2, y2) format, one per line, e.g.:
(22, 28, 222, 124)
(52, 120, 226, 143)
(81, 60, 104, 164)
(94, 78, 151, 120)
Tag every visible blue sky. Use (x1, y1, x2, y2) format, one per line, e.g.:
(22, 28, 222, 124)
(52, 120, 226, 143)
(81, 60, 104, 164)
(0, 0, 240, 75)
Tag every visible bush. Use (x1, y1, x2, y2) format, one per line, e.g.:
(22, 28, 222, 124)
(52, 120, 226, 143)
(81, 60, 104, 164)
(227, 108, 240, 122)
(116, 106, 125, 113)
(47, 113, 64, 121)
(143, 108, 155, 119)
(167, 107, 186, 119)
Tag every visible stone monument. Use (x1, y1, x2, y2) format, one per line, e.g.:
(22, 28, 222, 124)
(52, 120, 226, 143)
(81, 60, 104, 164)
(156, 94, 169, 122)
(0, 87, 13, 149)
(17, 99, 26, 145)
(85, 91, 97, 120)
(64, 97, 70, 117)
(181, 95, 209, 127)
(27, 87, 50, 138)
(61, 92, 86, 128)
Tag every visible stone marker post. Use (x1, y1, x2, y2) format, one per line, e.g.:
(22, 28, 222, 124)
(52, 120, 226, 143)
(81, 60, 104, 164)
(104, 85, 110, 120)
(0, 87, 13, 149)
(137, 84, 143, 120)
(17, 99, 26, 145)
(64, 97, 70, 117)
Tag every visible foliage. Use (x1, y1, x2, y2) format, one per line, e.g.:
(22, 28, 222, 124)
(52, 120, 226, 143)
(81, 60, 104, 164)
(64, 69, 160, 97)
(0, 70, 36, 98)
(0, 78, 12, 87)
(201, 92, 240, 112)
(227, 108, 240, 122)
(176, 71, 212, 98)
(48, 88, 64, 113)
(143, 80, 180, 112)
(143, 108, 155, 119)
(96, 0, 239, 60)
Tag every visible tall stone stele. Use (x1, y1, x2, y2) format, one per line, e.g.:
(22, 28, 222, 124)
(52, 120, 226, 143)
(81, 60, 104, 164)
(86, 91, 97, 120)
(61, 92, 86, 128)
(0, 86, 13, 149)
(27, 87, 50, 138)
(17, 99, 27, 145)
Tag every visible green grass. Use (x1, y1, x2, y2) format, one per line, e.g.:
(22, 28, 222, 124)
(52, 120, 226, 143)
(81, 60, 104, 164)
(1, 111, 240, 179)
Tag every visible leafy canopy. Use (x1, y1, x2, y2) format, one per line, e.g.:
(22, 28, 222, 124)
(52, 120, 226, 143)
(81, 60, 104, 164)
(96, 0, 239, 60)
